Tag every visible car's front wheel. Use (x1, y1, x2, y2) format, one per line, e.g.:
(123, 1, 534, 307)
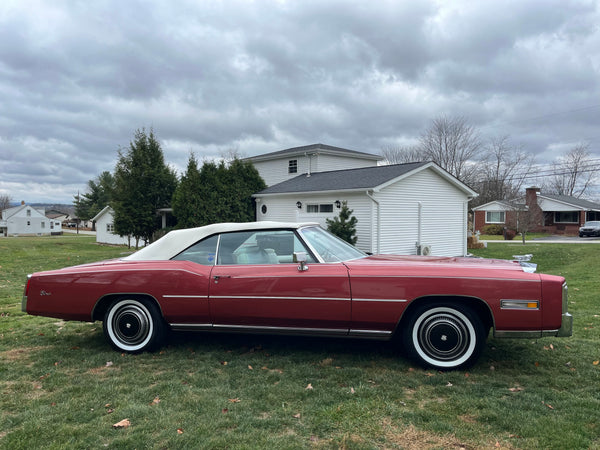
(103, 297, 165, 353)
(403, 303, 486, 370)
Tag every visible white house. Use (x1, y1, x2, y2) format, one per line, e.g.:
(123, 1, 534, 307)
(92, 206, 129, 245)
(253, 161, 477, 257)
(245, 143, 383, 187)
(0, 203, 62, 236)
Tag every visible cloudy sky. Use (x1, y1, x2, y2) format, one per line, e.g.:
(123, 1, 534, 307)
(1, 0, 599, 204)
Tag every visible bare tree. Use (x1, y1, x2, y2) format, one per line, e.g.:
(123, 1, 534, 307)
(0, 193, 11, 212)
(380, 144, 424, 165)
(505, 200, 544, 244)
(473, 136, 535, 207)
(547, 143, 596, 198)
(418, 115, 482, 185)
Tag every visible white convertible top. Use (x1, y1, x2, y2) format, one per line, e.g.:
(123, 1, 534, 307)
(124, 221, 319, 261)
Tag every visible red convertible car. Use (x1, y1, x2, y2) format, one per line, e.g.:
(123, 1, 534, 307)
(23, 222, 572, 370)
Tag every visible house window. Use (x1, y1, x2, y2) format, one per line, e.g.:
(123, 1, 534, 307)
(41, 222, 45, 229)
(27, 221, 30, 226)
(554, 211, 578, 223)
(486, 211, 505, 223)
(288, 159, 298, 174)
(107, 223, 114, 232)
(307, 204, 334, 213)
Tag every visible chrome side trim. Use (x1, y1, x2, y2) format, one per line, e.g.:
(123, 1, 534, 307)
(163, 295, 208, 299)
(212, 324, 349, 336)
(170, 323, 213, 331)
(352, 298, 407, 303)
(170, 323, 351, 336)
(209, 295, 349, 301)
(348, 329, 393, 339)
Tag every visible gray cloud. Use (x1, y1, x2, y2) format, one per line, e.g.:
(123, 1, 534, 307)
(1, 0, 599, 203)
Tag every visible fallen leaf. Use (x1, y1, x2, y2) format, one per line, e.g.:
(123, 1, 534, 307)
(222, 408, 229, 413)
(446, 382, 453, 387)
(350, 387, 355, 394)
(113, 419, 131, 429)
(509, 387, 524, 392)
(305, 383, 313, 390)
(293, 413, 301, 419)
(105, 403, 111, 408)
(425, 372, 435, 377)
(464, 372, 470, 378)
(248, 365, 253, 370)
(535, 362, 540, 367)
(151, 396, 160, 405)
(177, 428, 184, 434)
(106, 361, 113, 367)
(593, 360, 599, 366)
(228, 398, 241, 403)
(220, 361, 228, 366)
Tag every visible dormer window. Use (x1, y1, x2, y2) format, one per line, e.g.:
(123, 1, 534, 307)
(288, 159, 298, 174)
(27, 209, 31, 217)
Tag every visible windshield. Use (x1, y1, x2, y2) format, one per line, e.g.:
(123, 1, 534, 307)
(299, 226, 366, 262)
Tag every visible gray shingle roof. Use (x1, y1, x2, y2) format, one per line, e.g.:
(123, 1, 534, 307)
(245, 143, 382, 162)
(542, 194, 600, 210)
(256, 162, 430, 194)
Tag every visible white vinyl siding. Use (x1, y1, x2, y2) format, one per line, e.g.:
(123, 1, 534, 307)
(373, 168, 468, 256)
(315, 154, 377, 172)
(257, 193, 374, 252)
(252, 154, 378, 187)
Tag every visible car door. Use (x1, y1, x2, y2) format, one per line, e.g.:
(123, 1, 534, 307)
(209, 229, 351, 333)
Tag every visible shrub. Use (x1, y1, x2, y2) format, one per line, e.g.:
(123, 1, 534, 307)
(481, 224, 504, 235)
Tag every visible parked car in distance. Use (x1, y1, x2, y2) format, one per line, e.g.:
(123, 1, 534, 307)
(23, 222, 572, 370)
(579, 221, 600, 237)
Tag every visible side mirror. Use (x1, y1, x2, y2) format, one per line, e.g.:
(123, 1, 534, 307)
(293, 251, 309, 271)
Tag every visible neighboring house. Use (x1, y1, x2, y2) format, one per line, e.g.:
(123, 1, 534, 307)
(92, 206, 129, 245)
(253, 161, 477, 257)
(46, 209, 70, 227)
(245, 143, 383, 187)
(0, 203, 62, 236)
(473, 187, 600, 235)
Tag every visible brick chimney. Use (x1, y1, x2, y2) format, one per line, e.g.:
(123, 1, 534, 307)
(525, 187, 540, 207)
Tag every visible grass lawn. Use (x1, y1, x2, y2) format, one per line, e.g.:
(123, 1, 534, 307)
(1, 236, 599, 449)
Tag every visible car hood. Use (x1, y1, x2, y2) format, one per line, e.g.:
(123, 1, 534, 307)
(346, 254, 533, 274)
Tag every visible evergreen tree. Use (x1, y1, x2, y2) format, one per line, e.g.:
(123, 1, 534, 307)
(74, 171, 115, 223)
(326, 201, 358, 245)
(171, 157, 266, 227)
(113, 128, 177, 247)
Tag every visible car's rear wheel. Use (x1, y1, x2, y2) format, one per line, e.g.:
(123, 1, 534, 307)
(103, 298, 165, 353)
(403, 303, 486, 370)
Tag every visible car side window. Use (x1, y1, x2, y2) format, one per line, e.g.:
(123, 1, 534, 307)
(217, 230, 316, 265)
(171, 235, 218, 265)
